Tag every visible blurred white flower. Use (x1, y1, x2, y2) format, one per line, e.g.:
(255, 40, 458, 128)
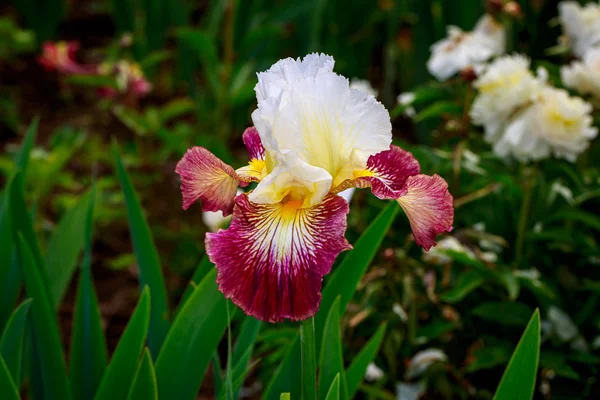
(548, 306, 578, 342)
(528, 87, 597, 162)
(427, 15, 505, 81)
(559, 1, 600, 58)
(462, 149, 486, 175)
(405, 348, 447, 379)
(350, 78, 378, 97)
(338, 188, 356, 204)
(549, 181, 574, 205)
(470, 55, 541, 142)
(472, 56, 598, 162)
(397, 92, 416, 118)
(422, 236, 473, 265)
(365, 363, 384, 381)
(202, 189, 244, 231)
(393, 303, 409, 321)
(562, 47, 600, 106)
(396, 382, 425, 400)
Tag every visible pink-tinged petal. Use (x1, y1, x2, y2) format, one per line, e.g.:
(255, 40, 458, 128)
(206, 194, 352, 323)
(242, 127, 265, 161)
(333, 145, 421, 199)
(131, 78, 152, 97)
(397, 174, 454, 251)
(175, 147, 245, 214)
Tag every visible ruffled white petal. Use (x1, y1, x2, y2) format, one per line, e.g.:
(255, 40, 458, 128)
(559, 1, 600, 58)
(561, 47, 600, 105)
(249, 150, 333, 208)
(427, 15, 505, 81)
(252, 55, 391, 188)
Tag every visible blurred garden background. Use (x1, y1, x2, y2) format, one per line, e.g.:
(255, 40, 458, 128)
(1, 0, 600, 399)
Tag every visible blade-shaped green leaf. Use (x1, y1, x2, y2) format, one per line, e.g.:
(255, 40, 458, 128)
(14, 117, 39, 180)
(94, 287, 151, 400)
(0, 116, 37, 314)
(231, 316, 261, 398)
(46, 189, 94, 307)
(175, 256, 213, 318)
(440, 271, 485, 303)
(473, 302, 534, 327)
(0, 299, 32, 385)
(17, 234, 71, 400)
(264, 336, 301, 399)
(155, 269, 228, 400)
(319, 297, 347, 400)
(0, 356, 19, 400)
(70, 186, 108, 400)
(316, 202, 399, 350)
(345, 322, 387, 398)
(301, 317, 317, 400)
(127, 348, 158, 400)
(265, 203, 399, 399)
(216, 350, 260, 400)
(493, 309, 541, 400)
(113, 144, 170, 357)
(324, 374, 340, 400)
(1, 172, 46, 329)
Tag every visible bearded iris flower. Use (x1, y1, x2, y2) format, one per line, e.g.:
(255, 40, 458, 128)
(176, 54, 453, 323)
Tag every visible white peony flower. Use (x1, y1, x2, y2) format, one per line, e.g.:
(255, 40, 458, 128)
(559, 1, 600, 58)
(422, 236, 474, 266)
(427, 15, 505, 81)
(471, 55, 597, 162)
(562, 47, 600, 106)
(349, 78, 378, 97)
(530, 86, 597, 162)
(470, 55, 541, 142)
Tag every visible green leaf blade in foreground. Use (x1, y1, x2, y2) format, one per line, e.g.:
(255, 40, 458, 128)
(300, 317, 317, 400)
(319, 297, 347, 400)
(14, 117, 39, 179)
(264, 203, 399, 399)
(70, 186, 108, 400)
(324, 374, 340, 400)
(127, 348, 158, 400)
(46, 189, 94, 306)
(113, 144, 170, 357)
(346, 323, 387, 398)
(316, 202, 399, 350)
(0, 356, 19, 400)
(493, 309, 541, 400)
(155, 269, 228, 400)
(0, 299, 32, 385)
(94, 287, 151, 400)
(17, 234, 71, 400)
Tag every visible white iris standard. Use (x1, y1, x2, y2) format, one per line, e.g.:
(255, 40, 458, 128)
(251, 54, 392, 207)
(427, 15, 505, 81)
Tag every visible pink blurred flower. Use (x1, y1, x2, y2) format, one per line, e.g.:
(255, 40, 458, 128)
(175, 54, 454, 323)
(38, 41, 93, 75)
(97, 61, 152, 99)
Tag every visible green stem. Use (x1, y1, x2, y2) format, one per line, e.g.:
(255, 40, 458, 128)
(225, 301, 233, 400)
(300, 317, 317, 400)
(515, 164, 536, 268)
